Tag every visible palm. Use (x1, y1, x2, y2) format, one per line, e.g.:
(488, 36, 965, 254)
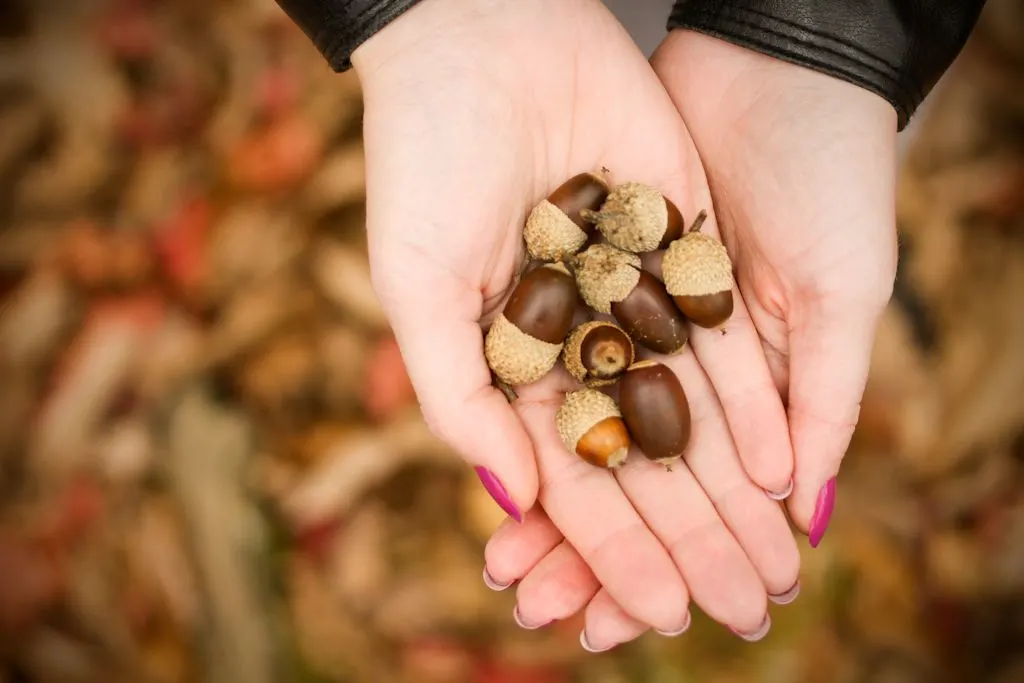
(357, 0, 802, 637)
(652, 30, 899, 528)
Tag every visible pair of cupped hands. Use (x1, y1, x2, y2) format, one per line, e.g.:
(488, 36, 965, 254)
(353, 0, 899, 650)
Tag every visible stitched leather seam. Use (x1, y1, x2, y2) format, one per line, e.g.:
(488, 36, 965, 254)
(670, 19, 913, 126)
(679, 5, 920, 113)
(724, 3, 901, 74)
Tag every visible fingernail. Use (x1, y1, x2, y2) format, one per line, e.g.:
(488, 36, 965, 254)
(655, 610, 692, 637)
(482, 567, 512, 592)
(474, 467, 523, 523)
(768, 580, 801, 605)
(580, 629, 613, 653)
(513, 605, 548, 630)
(765, 479, 793, 500)
(730, 614, 771, 642)
(809, 477, 837, 548)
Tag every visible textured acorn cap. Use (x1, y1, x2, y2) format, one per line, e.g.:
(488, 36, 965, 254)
(484, 313, 563, 386)
(572, 243, 641, 314)
(588, 182, 668, 253)
(562, 320, 632, 387)
(555, 389, 627, 465)
(523, 199, 590, 261)
(662, 232, 735, 296)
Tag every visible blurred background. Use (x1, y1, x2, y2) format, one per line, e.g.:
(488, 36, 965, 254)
(1, 0, 1022, 681)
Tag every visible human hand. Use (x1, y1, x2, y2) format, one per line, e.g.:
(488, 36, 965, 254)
(354, 0, 798, 636)
(651, 31, 899, 544)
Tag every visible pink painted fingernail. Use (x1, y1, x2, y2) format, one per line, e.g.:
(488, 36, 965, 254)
(809, 477, 837, 548)
(474, 467, 523, 523)
(730, 614, 771, 642)
(482, 567, 512, 592)
(768, 580, 801, 605)
(513, 605, 549, 630)
(765, 479, 793, 501)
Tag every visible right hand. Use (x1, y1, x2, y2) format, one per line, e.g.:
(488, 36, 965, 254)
(354, 0, 799, 637)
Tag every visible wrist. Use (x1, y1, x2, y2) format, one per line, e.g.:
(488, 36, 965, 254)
(351, 0, 492, 88)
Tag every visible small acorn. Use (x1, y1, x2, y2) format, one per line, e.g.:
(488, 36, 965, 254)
(662, 210, 735, 329)
(556, 388, 631, 469)
(618, 360, 691, 469)
(485, 262, 579, 386)
(580, 181, 684, 253)
(562, 320, 634, 387)
(572, 243, 689, 355)
(524, 172, 610, 261)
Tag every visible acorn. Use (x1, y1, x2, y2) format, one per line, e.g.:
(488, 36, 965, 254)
(562, 320, 634, 387)
(580, 181, 684, 253)
(484, 262, 579, 386)
(555, 388, 631, 469)
(662, 211, 735, 329)
(523, 172, 610, 261)
(618, 360, 691, 469)
(572, 243, 689, 355)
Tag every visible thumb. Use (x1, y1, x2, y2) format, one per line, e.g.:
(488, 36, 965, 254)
(374, 263, 538, 524)
(785, 300, 885, 546)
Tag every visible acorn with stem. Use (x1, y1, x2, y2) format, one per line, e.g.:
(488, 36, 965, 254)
(579, 181, 685, 253)
(662, 210, 735, 332)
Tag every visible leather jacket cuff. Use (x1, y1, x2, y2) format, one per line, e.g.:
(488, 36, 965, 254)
(667, 0, 987, 130)
(273, 0, 425, 71)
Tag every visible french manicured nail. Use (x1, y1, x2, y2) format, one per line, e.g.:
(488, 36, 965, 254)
(768, 580, 801, 605)
(580, 629, 614, 653)
(809, 477, 837, 548)
(655, 610, 691, 636)
(730, 614, 771, 642)
(512, 606, 548, 630)
(482, 567, 512, 592)
(474, 467, 523, 523)
(765, 479, 793, 501)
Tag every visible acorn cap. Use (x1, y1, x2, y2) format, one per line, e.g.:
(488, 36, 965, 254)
(523, 199, 589, 261)
(572, 243, 641, 314)
(555, 389, 628, 467)
(484, 313, 563, 386)
(588, 182, 670, 253)
(562, 320, 633, 387)
(662, 232, 734, 297)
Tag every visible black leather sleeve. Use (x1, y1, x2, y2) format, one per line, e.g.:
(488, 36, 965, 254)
(272, 0, 425, 71)
(667, 0, 988, 130)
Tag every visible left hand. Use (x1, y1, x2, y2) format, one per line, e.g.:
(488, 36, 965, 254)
(483, 29, 899, 650)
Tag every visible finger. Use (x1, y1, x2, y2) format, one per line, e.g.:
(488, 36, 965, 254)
(581, 588, 652, 653)
(643, 227, 795, 497)
(484, 507, 563, 590)
(653, 347, 801, 597)
(613, 432, 771, 636)
(785, 302, 884, 545)
(513, 541, 598, 630)
(688, 287, 795, 497)
(374, 263, 538, 523)
(513, 371, 691, 634)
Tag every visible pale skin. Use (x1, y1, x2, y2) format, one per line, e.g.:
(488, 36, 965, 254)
(352, 0, 898, 646)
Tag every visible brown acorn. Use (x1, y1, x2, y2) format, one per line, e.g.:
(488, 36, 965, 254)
(523, 172, 610, 261)
(562, 320, 634, 387)
(662, 211, 735, 329)
(572, 243, 689, 355)
(618, 360, 691, 469)
(580, 181, 684, 253)
(485, 262, 579, 386)
(556, 388, 631, 469)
